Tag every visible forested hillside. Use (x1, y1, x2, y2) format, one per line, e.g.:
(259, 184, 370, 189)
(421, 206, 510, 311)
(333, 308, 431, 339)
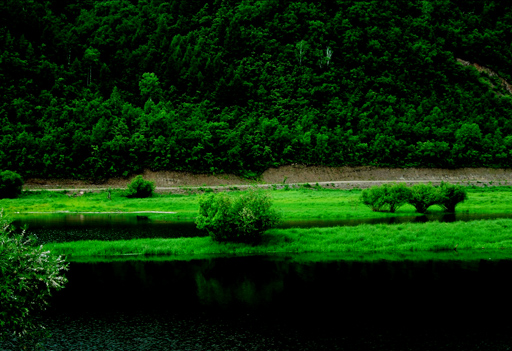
(2, 0, 512, 179)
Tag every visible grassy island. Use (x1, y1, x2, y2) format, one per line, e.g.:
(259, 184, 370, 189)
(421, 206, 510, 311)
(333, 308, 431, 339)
(44, 219, 512, 259)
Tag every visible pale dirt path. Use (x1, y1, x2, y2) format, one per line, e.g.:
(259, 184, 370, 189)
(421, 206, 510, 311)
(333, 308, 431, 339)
(17, 211, 177, 214)
(23, 165, 512, 193)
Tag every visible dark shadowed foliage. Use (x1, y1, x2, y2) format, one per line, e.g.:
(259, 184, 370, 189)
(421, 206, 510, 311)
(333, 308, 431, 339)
(0, 170, 23, 199)
(126, 175, 155, 198)
(1, 0, 512, 178)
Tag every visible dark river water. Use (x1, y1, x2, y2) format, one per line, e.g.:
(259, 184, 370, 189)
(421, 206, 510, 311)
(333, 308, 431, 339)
(2, 256, 510, 351)
(3, 214, 512, 350)
(11, 212, 512, 243)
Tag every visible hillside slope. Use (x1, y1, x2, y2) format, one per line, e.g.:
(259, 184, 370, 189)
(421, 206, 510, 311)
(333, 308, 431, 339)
(2, 0, 512, 179)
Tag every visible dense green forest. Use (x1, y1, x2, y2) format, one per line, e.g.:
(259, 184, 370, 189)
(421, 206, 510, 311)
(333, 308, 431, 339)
(1, 0, 512, 179)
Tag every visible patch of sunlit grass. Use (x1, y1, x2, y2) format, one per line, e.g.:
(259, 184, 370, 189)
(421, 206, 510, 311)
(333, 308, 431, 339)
(44, 219, 512, 260)
(3, 186, 512, 221)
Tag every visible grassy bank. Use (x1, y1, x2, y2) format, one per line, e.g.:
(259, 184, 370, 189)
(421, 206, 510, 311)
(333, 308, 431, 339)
(2, 186, 512, 221)
(44, 219, 512, 261)
(68, 250, 512, 264)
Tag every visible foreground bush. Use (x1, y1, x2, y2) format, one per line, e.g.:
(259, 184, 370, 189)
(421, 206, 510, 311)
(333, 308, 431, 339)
(408, 183, 440, 214)
(126, 175, 155, 198)
(0, 170, 24, 199)
(360, 183, 410, 213)
(0, 211, 68, 348)
(196, 189, 280, 243)
(437, 182, 468, 212)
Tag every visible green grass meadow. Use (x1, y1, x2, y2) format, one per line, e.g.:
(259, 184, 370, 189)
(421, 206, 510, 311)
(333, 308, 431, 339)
(2, 186, 512, 261)
(43, 219, 512, 260)
(3, 185, 512, 220)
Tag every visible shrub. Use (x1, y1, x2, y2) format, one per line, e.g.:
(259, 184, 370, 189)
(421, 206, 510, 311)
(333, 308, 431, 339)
(196, 189, 280, 243)
(0, 170, 24, 199)
(126, 175, 155, 198)
(437, 182, 467, 212)
(360, 185, 387, 212)
(360, 183, 410, 213)
(0, 211, 68, 347)
(408, 183, 440, 214)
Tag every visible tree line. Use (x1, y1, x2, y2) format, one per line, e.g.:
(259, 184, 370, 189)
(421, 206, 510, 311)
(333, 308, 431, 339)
(1, 0, 512, 179)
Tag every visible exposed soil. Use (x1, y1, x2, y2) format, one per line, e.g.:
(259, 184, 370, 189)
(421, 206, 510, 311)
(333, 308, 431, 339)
(24, 166, 512, 192)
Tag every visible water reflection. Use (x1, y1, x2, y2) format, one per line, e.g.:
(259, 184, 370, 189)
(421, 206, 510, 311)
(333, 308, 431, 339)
(50, 256, 512, 323)
(11, 212, 512, 243)
(279, 212, 512, 228)
(25, 255, 511, 351)
(12, 214, 200, 243)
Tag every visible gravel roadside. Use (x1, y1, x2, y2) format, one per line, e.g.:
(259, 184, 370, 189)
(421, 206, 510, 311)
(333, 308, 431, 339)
(23, 166, 512, 193)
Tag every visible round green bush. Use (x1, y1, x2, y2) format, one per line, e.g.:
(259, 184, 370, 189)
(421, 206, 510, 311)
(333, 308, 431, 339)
(126, 175, 155, 198)
(437, 182, 468, 212)
(0, 170, 24, 199)
(360, 183, 410, 213)
(408, 183, 440, 214)
(195, 189, 280, 243)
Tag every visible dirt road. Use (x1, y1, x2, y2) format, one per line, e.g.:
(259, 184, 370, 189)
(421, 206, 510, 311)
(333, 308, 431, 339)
(23, 166, 511, 193)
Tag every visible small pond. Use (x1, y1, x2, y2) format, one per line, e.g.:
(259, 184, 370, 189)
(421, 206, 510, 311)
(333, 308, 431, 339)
(12, 212, 512, 243)
(6, 255, 511, 350)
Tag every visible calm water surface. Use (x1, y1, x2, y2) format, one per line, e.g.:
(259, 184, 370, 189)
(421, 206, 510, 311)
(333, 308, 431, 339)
(14, 256, 509, 350)
(4, 214, 511, 349)
(12, 212, 512, 243)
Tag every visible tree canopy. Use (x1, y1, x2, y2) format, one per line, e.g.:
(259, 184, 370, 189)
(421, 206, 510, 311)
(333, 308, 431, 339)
(1, 0, 512, 179)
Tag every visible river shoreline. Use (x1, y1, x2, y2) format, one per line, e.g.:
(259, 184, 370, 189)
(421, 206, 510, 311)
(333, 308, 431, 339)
(43, 219, 512, 260)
